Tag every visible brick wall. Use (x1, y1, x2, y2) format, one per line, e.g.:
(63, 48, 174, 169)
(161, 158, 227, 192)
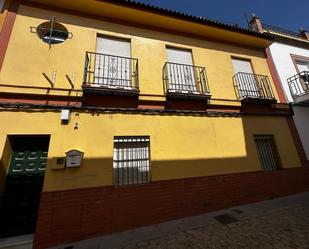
(34, 167, 309, 249)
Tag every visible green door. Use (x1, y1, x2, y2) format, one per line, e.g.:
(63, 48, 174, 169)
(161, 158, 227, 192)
(0, 137, 49, 238)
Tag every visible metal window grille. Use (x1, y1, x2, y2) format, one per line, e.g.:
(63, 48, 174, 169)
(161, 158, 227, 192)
(113, 136, 150, 186)
(254, 135, 280, 171)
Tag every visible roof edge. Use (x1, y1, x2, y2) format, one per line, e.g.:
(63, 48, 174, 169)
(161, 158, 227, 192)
(98, 0, 275, 41)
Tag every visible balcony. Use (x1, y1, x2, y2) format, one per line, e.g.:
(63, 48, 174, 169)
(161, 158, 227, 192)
(83, 52, 139, 96)
(233, 72, 277, 104)
(287, 71, 309, 103)
(163, 62, 211, 100)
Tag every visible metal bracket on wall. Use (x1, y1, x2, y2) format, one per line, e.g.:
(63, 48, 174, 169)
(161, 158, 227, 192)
(66, 73, 75, 89)
(42, 70, 56, 87)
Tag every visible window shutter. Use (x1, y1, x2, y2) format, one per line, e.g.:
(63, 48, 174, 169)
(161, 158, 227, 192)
(166, 47, 193, 65)
(96, 36, 130, 57)
(232, 58, 253, 74)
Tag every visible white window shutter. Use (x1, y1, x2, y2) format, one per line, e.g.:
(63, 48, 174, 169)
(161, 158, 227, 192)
(96, 36, 130, 57)
(166, 47, 193, 65)
(232, 58, 254, 74)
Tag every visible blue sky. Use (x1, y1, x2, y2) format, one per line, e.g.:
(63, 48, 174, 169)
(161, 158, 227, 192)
(138, 0, 309, 31)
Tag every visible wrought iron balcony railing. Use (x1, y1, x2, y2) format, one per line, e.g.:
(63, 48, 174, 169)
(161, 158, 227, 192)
(233, 72, 276, 102)
(163, 62, 211, 99)
(287, 71, 309, 101)
(83, 52, 139, 94)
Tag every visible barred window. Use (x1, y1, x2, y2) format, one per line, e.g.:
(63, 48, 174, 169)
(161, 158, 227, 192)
(254, 135, 281, 171)
(113, 136, 150, 186)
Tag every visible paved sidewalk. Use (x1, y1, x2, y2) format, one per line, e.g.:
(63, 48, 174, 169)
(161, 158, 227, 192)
(122, 193, 309, 249)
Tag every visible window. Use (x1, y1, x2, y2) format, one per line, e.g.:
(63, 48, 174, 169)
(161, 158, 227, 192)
(232, 58, 260, 98)
(113, 136, 150, 186)
(36, 20, 69, 45)
(290, 56, 309, 93)
(94, 36, 132, 88)
(295, 60, 309, 73)
(254, 135, 281, 171)
(166, 47, 197, 92)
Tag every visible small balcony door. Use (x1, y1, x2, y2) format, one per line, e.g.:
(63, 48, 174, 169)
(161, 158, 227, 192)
(166, 47, 197, 92)
(232, 58, 260, 98)
(94, 36, 131, 88)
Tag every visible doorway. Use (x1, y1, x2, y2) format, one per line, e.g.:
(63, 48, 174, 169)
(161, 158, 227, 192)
(0, 136, 50, 238)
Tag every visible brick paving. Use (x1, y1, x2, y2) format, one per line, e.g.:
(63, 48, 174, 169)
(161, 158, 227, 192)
(122, 201, 309, 249)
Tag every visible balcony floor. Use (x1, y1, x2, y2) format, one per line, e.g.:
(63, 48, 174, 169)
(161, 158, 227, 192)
(240, 97, 277, 105)
(82, 85, 139, 97)
(166, 90, 211, 101)
(293, 93, 309, 104)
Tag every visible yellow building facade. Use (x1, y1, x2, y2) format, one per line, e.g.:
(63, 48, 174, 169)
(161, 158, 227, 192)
(0, 1, 308, 248)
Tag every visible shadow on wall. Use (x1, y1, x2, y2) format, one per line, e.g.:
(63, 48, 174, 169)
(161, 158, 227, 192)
(0, 108, 303, 248)
(0, 108, 301, 192)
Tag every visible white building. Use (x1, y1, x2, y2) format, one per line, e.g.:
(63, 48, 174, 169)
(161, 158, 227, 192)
(250, 16, 309, 164)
